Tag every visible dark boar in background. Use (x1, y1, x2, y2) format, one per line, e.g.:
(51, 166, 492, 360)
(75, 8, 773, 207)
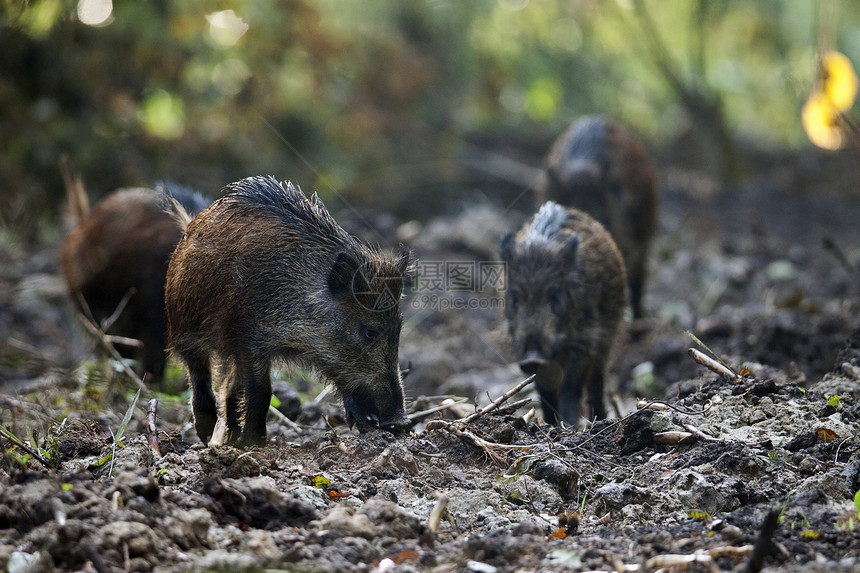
(535, 115, 657, 320)
(501, 201, 627, 426)
(165, 176, 411, 446)
(61, 178, 209, 386)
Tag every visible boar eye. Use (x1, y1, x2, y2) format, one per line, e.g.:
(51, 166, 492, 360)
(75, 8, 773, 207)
(361, 326, 380, 342)
(548, 288, 565, 315)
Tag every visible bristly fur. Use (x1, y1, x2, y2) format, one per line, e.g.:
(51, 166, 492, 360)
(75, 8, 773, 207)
(219, 176, 351, 248)
(523, 201, 568, 247)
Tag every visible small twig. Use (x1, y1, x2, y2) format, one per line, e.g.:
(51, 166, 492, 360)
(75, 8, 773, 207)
(461, 374, 535, 424)
(822, 232, 860, 284)
(688, 348, 741, 381)
(428, 492, 449, 533)
(637, 399, 713, 416)
(0, 394, 56, 422)
(425, 419, 534, 464)
(268, 404, 302, 432)
(103, 335, 143, 349)
(408, 398, 469, 423)
(680, 422, 723, 443)
(745, 508, 781, 573)
(76, 311, 148, 394)
(145, 399, 161, 457)
(0, 426, 52, 469)
(491, 398, 532, 417)
(686, 331, 741, 378)
(100, 288, 136, 332)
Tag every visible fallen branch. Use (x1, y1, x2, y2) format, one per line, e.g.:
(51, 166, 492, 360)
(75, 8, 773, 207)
(425, 419, 534, 465)
(686, 331, 742, 379)
(428, 492, 449, 533)
(76, 311, 148, 394)
(688, 348, 741, 381)
(0, 394, 56, 422)
(745, 508, 780, 573)
(0, 425, 52, 469)
(145, 399, 161, 457)
(462, 374, 535, 424)
(408, 398, 469, 423)
(268, 404, 302, 432)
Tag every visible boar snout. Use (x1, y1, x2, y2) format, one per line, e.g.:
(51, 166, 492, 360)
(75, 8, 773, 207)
(343, 385, 411, 433)
(519, 349, 549, 375)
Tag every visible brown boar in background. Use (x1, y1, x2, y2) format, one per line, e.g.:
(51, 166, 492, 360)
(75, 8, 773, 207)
(501, 201, 627, 426)
(60, 179, 209, 386)
(535, 115, 657, 320)
(165, 176, 411, 446)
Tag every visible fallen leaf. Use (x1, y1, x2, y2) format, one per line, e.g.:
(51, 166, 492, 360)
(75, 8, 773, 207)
(816, 427, 838, 442)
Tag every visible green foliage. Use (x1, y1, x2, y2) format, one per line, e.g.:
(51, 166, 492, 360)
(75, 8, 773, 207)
(4, 1, 860, 235)
(826, 394, 841, 408)
(855, 490, 860, 519)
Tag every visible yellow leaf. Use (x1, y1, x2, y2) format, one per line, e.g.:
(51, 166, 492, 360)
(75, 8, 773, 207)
(821, 51, 858, 112)
(800, 529, 820, 540)
(802, 91, 843, 150)
(311, 474, 330, 489)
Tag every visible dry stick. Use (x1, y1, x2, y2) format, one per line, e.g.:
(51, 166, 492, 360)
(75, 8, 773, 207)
(461, 374, 535, 424)
(100, 288, 136, 332)
(268, 405, 302, 432)
(145, 399, 160, 457)
(408, 398, 470, 423)
(103, 335, 143, 349)
(76, 311, 148, 394)
(688, 348, 741, 381)
(822, 232, 860, 284)
(428, 492, 449, 533)
(745, 508, 781, 573)
(0, 428, 52, 469)
(686, 331, 741, 377)
(0, 394, 56, 423)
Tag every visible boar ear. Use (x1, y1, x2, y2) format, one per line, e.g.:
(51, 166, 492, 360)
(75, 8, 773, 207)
(561, 233, 580, 267)
(396, 244, 414, 278)
(499, 232, 515, 262)
(329, 251, 360, 298)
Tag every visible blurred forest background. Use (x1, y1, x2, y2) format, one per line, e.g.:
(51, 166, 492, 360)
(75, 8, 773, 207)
(2, 0, 860, 242)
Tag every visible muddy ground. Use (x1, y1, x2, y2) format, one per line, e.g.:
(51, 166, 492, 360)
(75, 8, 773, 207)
(1, 154, 860, 572)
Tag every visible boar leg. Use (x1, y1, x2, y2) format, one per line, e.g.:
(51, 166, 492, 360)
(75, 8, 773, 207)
(139, 317, 167, 387)
(629, 264, 645, 321)
(585, 365, 607, 421)
(558, 362, 585, 426)
(220, 361, 242, 443)
(534, 364, 564, 425)
(186, 352, 217, 443)
(234, 356, 271, 446)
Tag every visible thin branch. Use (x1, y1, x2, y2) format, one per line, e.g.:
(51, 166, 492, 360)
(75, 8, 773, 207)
(76, 311, 148, 394)
(100, 288, 136, 332)
(461, 374, 535, 424)
(408, 398, 469, 423)
(688, 348, 741, 381)
(145, 399, 161, 457)
(268, 404, 302, 432)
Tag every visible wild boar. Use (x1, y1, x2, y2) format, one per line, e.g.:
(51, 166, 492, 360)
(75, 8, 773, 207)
(535, 115, 657, 320)
(165, 176, 411, 446)
(501, 201, 627, 425)
(61, 182, 209, 386)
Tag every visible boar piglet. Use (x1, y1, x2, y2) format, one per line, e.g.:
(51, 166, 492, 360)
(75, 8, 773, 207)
(501, 201, 627, 426)
(536, 115, 657, 320)
(61, 183, 210, 386)
(165, 176, 412, 446)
